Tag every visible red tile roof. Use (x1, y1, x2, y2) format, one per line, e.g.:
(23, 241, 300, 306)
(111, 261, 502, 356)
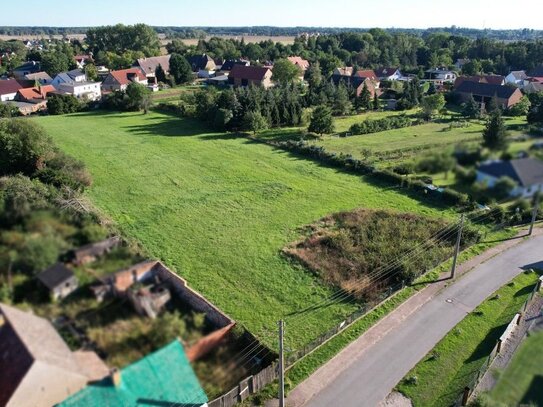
(287, 56, 310, 70)
(16, 85, 55, 101)
(230, 65, 272, 81)
(109, 68, 146, 85)
(0, 79, 23, 96)
(354, 69, 378, 81)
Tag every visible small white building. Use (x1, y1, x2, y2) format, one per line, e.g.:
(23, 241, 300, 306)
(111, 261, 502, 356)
(476, 158, 543, 197)
(375, 67, 403, 81)
(425, 68, 457, 84)
(51, 69, 101, 101)
(505, 70, 528, 88)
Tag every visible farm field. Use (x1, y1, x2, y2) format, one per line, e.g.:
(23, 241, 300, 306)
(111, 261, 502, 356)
(490, 329, 543, 406)
(397, 270, 540, 407)
(36, 110, 453, 350)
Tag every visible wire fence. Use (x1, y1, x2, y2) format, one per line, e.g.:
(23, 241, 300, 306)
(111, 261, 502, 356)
(454, 281, 541, 406)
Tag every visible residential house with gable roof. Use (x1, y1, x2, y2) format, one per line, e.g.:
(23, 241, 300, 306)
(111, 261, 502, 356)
(0, 303, 108, 407)
(23, 71, 53, 85)
(37, 262, 78, 300)
(102, 68, 148, 92)
(51, 69, 101, 101)
(12, 61, 41, 79)
(134, 55, 171, 81)
(229, 65, 273, 88)
(58, 339, 208, 407)
(0, 78, 23, 101)
(476, 158, 543, 197)
(455, 81, 523, 109)
(505, 70, 528, 88)
(375, 67, 403, 81)
(187, 54, 217, 78)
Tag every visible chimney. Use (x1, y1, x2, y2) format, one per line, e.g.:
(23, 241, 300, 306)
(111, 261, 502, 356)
(110, 368, 121, 387)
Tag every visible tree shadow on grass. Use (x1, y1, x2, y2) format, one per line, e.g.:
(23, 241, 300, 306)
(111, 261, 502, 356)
(464, 323, 506, 363)
(521, 375, 543, 406)
(122, 114, 206, 137)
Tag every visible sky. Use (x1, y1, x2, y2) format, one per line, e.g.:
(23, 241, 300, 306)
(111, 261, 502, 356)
(1, 0, 542, 29)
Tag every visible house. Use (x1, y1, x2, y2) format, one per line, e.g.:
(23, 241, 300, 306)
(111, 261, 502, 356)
(505, 70, 528, 88)
(51, 69, 101, 101)
(331, 68, 379, 97)
(134, 55, 171, 81)
(524, 80, 543, 94)
(287, 56, 310, 79)
(454, 74, 506, 89)
(0, 303, 108, 407)
(187, 54, 216, 78)
(425, 68, 457, 84)
(375, 67, 403, 81)
(12, 61, 41, 79)
(23, 71, 53, 85)
(73, 54, 93, 69)
(228, 65, 273, 88)
(15, 84, 55, 103)
(0, 78, 23, 101)
(455, 81, 523, 109)
(58, 340, 208, 407)
(476, 158, 543, 197)
(70, 236, 121, 266)
(37, 262, 78, 300)
(101, 68, 148, 92)
(454, 58, 470, 70)
(220, 59, 250, 72)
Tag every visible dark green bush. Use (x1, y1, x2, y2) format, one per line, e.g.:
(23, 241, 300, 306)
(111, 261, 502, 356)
(349, 115, 412, 136)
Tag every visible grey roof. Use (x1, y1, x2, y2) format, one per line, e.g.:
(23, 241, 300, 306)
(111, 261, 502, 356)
(24, 71, 53, 82)
(509, 70, 527, 80)
(187, 54, 216, 71)
(13, 60, 40, 72)
(477, 158, 543, 187)
(455, 81, 519, 99)
(37, 262, 75, 290)
(136, 55, 171, 75)
(66, 69, 85, 79)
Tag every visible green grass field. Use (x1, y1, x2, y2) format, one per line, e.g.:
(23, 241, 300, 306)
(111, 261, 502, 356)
(36, 110, 453, 350)
(397, 270, 540, 407)
(490, 330, 543, 406)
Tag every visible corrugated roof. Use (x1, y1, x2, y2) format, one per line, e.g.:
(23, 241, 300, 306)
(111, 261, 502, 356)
(58, 340, 208, 407)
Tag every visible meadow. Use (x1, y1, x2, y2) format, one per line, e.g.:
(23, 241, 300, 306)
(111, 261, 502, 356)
(36, 110, 453, 350)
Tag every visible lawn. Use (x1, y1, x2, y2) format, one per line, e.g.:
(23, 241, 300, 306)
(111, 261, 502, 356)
(490, 330, 543, 406)
(36, 110, 453, 350)
(397, 270, 540, 407)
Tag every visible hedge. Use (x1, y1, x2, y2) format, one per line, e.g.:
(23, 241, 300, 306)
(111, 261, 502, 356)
(349, 115, 412, 135)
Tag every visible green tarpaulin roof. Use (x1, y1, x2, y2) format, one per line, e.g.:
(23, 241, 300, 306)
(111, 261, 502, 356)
(58, 340, 208, 407)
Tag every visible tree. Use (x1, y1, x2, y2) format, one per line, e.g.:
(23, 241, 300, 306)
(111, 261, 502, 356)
(41, 51, 72, 77)
(305, 62, 323, 89)
(486, 94, 501, 114)
(507, 95, 531, 117)
(527, 100, 543, 124)
(271, 59, 302, 84)
(86, 24, 160, 57)
(0, 103, 19, 118)
(84, 63, 98, 81)
(0, 175, 51, 225)
(492, 176, 517, 200)
(462, 94, 481, 119)
(356, 83, 372, 111)
(373, 93, 380, 110)
(166, 39, 188, 55)
(46, 94, 81, 115)
(169, 53, 193, 85)
(243, 111, 268, 136)
(416, 151, 456, 179)
(332, 82, 352, 116)
(155, 64, 167, 83)
(125, 82, 151, 112)
(0, 119, 53, 176)
(482, 112, 509, 151)
(461, 59, 482, 75)
(308, 105, 334, 136)
(420, 93, 445, 120)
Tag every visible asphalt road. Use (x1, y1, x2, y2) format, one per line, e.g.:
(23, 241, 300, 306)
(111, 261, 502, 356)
(303, 234, 543, 407)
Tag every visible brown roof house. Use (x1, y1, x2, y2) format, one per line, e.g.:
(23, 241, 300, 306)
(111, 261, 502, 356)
(287, 56, 310, 80)
(331, 68, 380, 97)
(229, 65, 273, 88)
(102, 68, 148, 92)
(454, 74, 505, 89)
(455, 81, 523, 109)
(134, 55, 171, 80)
(187, 54, 217, 78)
(37, 262, 78, 300)
(0, 78, 23, 102)
(0, 303, 108, 407)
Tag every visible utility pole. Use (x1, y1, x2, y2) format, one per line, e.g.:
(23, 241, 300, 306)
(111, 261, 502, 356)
(278, 319, 285, 407)
(451, 214, 465, 279)
(529, 187, 541, 236)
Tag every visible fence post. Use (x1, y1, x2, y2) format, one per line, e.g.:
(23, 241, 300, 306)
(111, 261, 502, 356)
(461, 387, 471, 406)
